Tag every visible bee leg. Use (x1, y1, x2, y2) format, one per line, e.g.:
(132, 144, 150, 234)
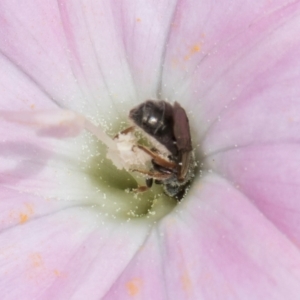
(131, 169, 172, 180)
(131, 185, 149, 193)
(130, 178, 153, 193)
(130, 170, 172, 193)
(113, 126, 135, 139)
(136, 145, 177, 170)
(150, 147, 159, 153)
(131, 177, 153, 193)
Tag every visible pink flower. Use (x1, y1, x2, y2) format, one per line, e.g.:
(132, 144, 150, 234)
(1, 0, 300, 299)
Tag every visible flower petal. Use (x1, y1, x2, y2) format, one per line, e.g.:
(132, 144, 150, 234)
(0, 187, 150, 299)
(192, 1, 300, 245)
(207, 144, 300, 247)
(103, 175, 300, 299)
(0, 0, 186, 115)
(157, 0, 300, 133)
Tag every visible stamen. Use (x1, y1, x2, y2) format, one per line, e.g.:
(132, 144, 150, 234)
(0, 110, 85, 138)
(83, 118, 117, 150)
(0, 109, 152, 175)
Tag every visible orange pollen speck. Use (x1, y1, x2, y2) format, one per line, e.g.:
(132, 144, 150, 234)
(184, 43, 201, 60)
(19, 213, 28, 224)
(126, 278, 142, 296)
(192, 44, 201, 52)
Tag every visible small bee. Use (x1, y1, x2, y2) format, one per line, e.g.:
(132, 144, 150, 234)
(125, 100, 195, 200)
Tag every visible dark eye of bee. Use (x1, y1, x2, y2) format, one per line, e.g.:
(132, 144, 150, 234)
(129, 100, 178, 155)
(141, 102, 166, 133)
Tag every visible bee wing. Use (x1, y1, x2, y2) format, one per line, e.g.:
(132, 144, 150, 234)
(178, 151, 192, 181)
(173, 102, 193, 181)
(173, 102, 192, 153)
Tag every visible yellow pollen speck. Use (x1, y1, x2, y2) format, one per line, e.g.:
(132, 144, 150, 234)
(192, 44, 201, 52)
(184, 43, 201, 61)
(136, 18, 141, 22)
(126, 278, 142, 296)
(17, 203, 34, 224)
(10, 203, 35, 224)
(19, 213, 28, 224)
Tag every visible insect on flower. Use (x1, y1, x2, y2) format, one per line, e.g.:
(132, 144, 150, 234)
(115, 100, 195, 200)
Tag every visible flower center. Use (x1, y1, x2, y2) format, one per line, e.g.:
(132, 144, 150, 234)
(83, 133, 178, 222)
(80, 100, 197, 222)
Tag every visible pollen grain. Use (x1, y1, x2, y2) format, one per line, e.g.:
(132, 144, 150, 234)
(184, 43, 201, 61)
(126, 278, 142, 296)
(19, 213, 28, 224)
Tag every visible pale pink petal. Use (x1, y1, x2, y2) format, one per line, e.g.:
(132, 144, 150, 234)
(0, 0, 182, 115)
(0, 54, 57, 111)
(0, 118, 80, 197)
(0, 2, 81, 111)
(160, 0, 300, 124)
(104, 175, 300, 299)
(200, 6, 300, 149)
(185, 1, 300, 245)
(0, 187, 149, 299)
(109, 0, 178, 100)
(207, 144, 300, 248)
